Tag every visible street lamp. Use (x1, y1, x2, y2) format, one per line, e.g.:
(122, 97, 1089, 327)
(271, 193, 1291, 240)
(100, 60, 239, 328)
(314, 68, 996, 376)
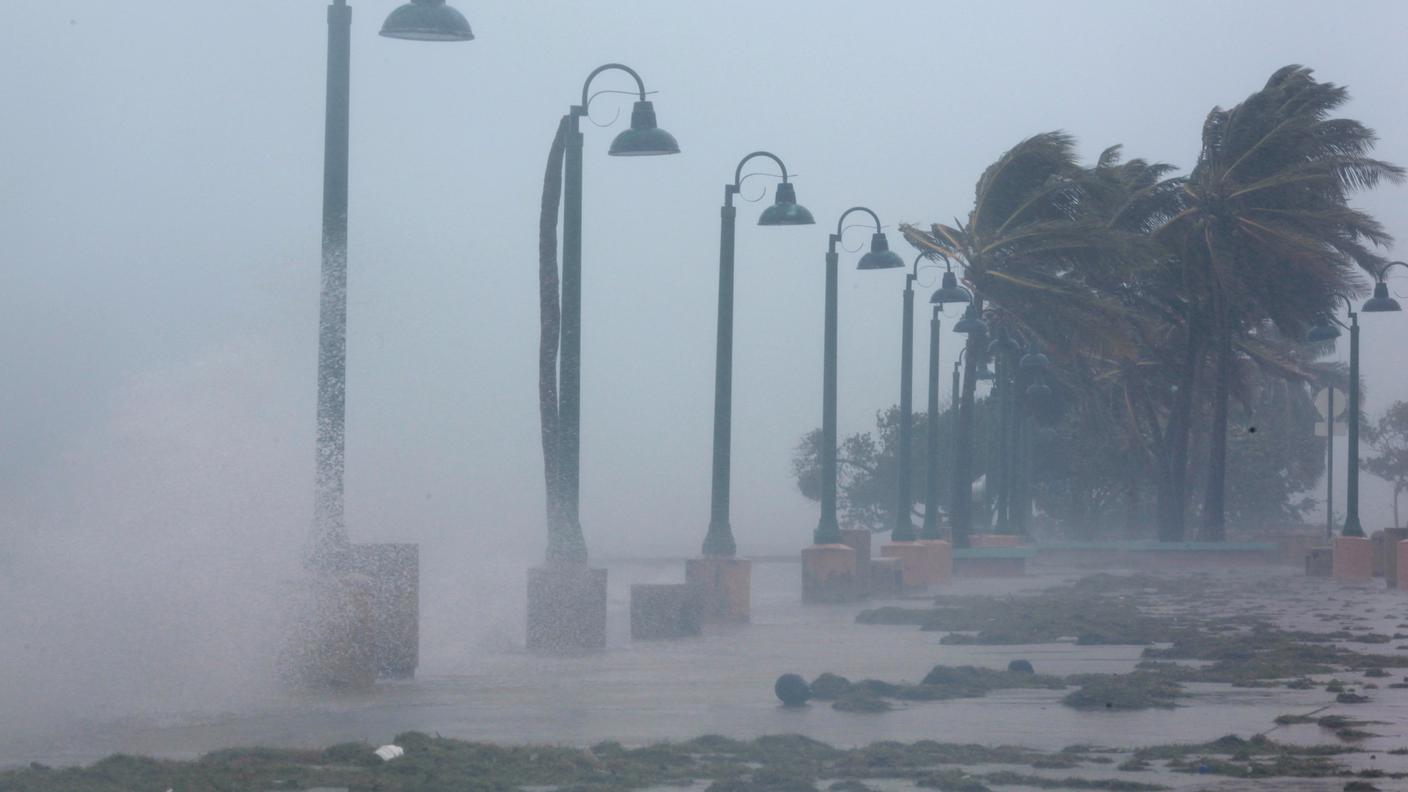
(311, 0, 471, 572)
(550, 64, 680, 564)
(704, 152, 814, 558)
(813, 208, 905, 545)
(948, 298, 989, 547)
(917, 259, 971, 540)
(985, 328, 1019, 534)
(1308, 293, 1372, 537)
(893, 254, 970, 542)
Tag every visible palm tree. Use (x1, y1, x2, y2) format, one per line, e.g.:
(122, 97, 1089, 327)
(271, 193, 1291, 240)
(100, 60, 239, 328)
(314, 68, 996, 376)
(902, 132, 1137, 545)
(1155, 65, 1403, 540)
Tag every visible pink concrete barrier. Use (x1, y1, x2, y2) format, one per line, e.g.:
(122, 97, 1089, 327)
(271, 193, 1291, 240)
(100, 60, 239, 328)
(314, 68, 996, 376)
(880, 541, 938, 590)
(918, 539, 954, 584)
(802, 544, 859, 603)
(1332, 536, 1373, 581)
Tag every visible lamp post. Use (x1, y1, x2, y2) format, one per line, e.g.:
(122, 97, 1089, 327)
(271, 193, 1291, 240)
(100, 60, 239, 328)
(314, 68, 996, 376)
(1015, 345, 1051, 536)
(948, 302, 988, 547)
(550, 64, 680, 563)
(813, 208, 905, 545)
(311, 0, 471, 572)
(985, 328, 1018, 534)
(704, 153, 814, 558)
(1354, 262, 1406, 535)
(919, 260, 971, 540)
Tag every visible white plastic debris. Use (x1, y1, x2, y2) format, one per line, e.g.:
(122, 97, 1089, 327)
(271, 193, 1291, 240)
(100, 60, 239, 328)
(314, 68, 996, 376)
(373, 744, 404, 762)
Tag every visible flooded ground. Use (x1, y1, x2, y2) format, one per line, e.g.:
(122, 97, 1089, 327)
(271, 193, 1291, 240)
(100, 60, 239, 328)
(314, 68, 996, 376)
(4, 559, 1408, 791)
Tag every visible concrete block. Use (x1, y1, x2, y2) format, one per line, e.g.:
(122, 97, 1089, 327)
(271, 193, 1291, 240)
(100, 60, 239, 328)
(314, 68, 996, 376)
(282, 572, 378, 690)
(1332, 536, 1373, 581)
(868, 557, 903, 599)
(1398, 541, 1408, 591)
(1305, 547, 1333, 577)
(351, 543, 419, 680)
(880, 541, 938, 590)
(1385, 529, 1408, 588)
(802, 544, 859, 603)
(629, 583, 703, 640)
(527, 563, 607, 653)
(839, 529, 872, 595)
(1372, 531, 1388, 577)
(918, 539, 954, 584)
(685, 557, 751, 622)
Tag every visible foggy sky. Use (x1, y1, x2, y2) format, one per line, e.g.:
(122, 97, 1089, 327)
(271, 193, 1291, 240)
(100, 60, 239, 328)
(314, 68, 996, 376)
(4, 0, 1408, 569)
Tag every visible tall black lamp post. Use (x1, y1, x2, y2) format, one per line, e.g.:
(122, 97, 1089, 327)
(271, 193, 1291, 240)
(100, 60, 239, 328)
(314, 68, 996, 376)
(704, 153, 814, 558)
(948, 302, 988, 546)
(919, 260, 971, 540)
(311, 0, 472, 571)
(1310, 262, 1408, 539)
(813, 208, 905, 545)
(548, 64, 680, 563)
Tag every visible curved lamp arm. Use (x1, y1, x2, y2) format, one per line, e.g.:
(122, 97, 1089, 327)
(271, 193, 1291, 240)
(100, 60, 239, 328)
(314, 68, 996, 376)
(1380, 260, 1408, 283)
(730, 151, 791, 192)
(576, 63, 649, 114)
(833, 206, 883, 243)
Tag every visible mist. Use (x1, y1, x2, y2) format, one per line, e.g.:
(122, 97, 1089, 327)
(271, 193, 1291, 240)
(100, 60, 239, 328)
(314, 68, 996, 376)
(3, 0, 1408, 774)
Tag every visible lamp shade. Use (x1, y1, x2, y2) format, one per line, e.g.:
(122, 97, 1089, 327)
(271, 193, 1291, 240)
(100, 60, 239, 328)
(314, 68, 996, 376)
(1305, 323, 1342, 342)
(758, 182, 815, 226)
(929, 270, 972, 304)
(380, 0, 473, 41)
(954, 304, 987, 334)
(1019, 350, 1050, 370)
(1362, 281, 1403, 313)
(856, 233, 905, 270)
(986, 329, 1018, 357)
(608, 101, 680, 156)
(1027, 380, 1053, 400)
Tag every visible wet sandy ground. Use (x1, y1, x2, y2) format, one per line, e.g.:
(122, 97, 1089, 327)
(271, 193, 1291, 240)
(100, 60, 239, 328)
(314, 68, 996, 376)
(4, 559, 1408, 791)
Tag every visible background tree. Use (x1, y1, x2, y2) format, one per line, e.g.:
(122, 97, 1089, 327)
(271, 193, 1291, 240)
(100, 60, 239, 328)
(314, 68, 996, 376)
(1364, 401, 1408, 529)
(1153, 65, 1403, 540)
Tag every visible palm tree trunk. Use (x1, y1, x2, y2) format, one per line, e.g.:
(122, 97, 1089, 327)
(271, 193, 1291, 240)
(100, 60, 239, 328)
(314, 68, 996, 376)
(538, 118, 567, 550)
(1158, 325, 1201, 541)
(1200, 309, 1232, 542)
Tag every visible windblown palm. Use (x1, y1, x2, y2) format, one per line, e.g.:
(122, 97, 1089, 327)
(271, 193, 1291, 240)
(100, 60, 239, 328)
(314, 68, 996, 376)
(901, 132, 1141, 545)
(1155, 65, 1403, 539)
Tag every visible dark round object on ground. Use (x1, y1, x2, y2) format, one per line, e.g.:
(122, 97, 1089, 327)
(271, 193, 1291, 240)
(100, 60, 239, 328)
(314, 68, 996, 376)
(775, 673, 812, 706)
(1007, 659, 1035, 674)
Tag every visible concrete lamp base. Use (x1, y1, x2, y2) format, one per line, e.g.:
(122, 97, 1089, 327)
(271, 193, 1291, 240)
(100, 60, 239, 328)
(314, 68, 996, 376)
(1332, 536, 1373, 582)
(1397, 540, 1408, 591)
(917, 539, 954, 585)
(1305, 547, 1333, 577)
(1378, 529, 1408, 587)
(282, 571, 378, 690)
(838, 529, 872, 596)
(879, 541, 938, 591)
(351, 542, 419, 680)
(630, 583, 703, 640)
(685, 557, 751, 622)
(802, 544, 859, 603)
(868, 557, 903, 599)
(527, 563, 607, 653)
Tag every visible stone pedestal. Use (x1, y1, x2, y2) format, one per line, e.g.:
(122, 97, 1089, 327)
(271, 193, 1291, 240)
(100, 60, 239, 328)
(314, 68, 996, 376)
(868, 557, 903, 599)
(1332, 536, 1373, 582)
(1371, 531, 1388, 577)
(802, 544, 859, 603)
(1305, 547, 1333, 577)
(1397, 541, 1408, 591)
(918, 539, 953, 585)
(527, 563, 607, 653)
(839, 529, 872, 595)
(282, 571, 378, 690)
(630, 583, 703, 640)
(685, 557, 751, 622)
(880, 541, 938, 590)
(351, 543, 419, 679)
(1384, 529, 1408, 588)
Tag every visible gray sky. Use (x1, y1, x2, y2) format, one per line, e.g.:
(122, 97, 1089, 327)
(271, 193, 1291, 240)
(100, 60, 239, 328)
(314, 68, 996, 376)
(3, 0, 1408, 572)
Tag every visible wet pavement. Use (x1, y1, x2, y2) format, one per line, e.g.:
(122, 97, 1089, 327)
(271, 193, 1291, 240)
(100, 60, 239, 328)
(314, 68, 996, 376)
(4, 558, 1408, 791)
